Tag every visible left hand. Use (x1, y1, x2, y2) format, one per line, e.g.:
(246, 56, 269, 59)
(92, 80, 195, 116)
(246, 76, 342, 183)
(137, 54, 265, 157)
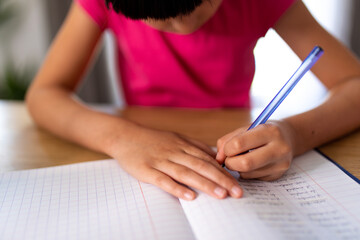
(216, 120, 295, 181)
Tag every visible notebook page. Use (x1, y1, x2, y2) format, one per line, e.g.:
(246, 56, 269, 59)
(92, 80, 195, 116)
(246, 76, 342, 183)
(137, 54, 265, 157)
(180, 150, 360, 240)
(0, 160, 195, 240)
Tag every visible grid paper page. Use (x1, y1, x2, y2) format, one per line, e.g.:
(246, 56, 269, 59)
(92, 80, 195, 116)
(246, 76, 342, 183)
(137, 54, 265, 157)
(0, 160, 195, 240)
(180, 150, 360, 240)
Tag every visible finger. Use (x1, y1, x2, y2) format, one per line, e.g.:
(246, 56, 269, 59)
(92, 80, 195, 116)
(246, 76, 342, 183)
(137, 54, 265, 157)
(174, 147, 237, 179)
(155, 160, 231, 199)
(216, 128, 247, 163)
(215, 146, 226, 165)
(240, 159, 291, 179)
(216, 133, 234, 163)
(183, 138, 217, 158)
(225, 144, 280, 172)
(146, 169, 197, 201)
(257, 172, 285, 182)
(240, 163, 276, 179)
(173, 141, 237, 182)
(167, 155, 243, 198)
(224, 124, 275, 157)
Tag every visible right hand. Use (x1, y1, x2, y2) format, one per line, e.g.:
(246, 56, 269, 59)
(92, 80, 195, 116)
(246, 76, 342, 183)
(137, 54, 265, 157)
(108, 125, 243, 201)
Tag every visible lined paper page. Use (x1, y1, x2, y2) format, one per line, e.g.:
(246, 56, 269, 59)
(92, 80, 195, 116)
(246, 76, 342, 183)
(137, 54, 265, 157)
(0, 160, 195, 240)
(180, 150, 360, 240)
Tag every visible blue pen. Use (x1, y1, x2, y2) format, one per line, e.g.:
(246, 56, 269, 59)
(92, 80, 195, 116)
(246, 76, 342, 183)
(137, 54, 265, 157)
(221, 46, 323, 167)
(248, 46, 324, 130)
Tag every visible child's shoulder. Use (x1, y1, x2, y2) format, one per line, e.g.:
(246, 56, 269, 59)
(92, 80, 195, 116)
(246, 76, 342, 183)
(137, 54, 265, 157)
(76, 0, 110, 29)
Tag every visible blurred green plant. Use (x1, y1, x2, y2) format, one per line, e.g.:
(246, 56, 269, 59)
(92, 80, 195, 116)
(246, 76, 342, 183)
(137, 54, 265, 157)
(0, 0, 14, 26)
(0, 0, 34, 100)
(0, 0, 17, 35)
(0, 64, 32, 100)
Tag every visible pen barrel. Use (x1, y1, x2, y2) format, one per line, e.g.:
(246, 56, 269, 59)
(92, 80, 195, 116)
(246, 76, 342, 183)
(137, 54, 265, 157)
(248, 46, 324, 130)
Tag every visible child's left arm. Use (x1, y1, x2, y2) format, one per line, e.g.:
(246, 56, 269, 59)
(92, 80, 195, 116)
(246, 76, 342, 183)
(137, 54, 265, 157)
(216, 0, 360, 181)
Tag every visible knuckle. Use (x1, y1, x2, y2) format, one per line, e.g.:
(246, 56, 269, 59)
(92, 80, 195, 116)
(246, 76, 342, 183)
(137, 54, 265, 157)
(240, 158, 253, 172)
(217, 138, 224, 148)
(184, 146, 211, 161)
(153, 175, 166, 186)
(279, 160, 291, 171)
(269, 125, 281, 137)
(174, 168, 192, 180)
(232, 138, 245, 151)
(281, 144, 291, 155)
(195, 150, 214, 162)
(262, 123, 281, 137)
(193, 160, 209, 171)
(263, 173, 285, 182)
(151, 158, 166, 169)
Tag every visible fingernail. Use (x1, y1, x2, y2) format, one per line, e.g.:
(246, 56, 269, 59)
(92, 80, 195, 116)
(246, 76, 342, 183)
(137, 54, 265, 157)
(215, 152, 220, 160)
(214, 187, 226, 198)
(231, 186, 242, 197)
(184, 192, 194, 200)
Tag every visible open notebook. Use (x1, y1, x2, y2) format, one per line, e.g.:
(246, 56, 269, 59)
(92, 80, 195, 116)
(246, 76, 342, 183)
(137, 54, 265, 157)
(0, 150, 359, 240)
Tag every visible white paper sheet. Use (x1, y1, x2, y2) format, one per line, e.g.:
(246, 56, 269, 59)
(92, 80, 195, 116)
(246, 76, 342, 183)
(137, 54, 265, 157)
(0, 160, 194, 240)
(180, 150, 360, 240)
(1, 150, 359, 240)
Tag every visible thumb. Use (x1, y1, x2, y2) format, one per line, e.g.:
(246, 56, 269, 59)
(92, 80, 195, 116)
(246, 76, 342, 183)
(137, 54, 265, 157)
(215, 145, 226, 164)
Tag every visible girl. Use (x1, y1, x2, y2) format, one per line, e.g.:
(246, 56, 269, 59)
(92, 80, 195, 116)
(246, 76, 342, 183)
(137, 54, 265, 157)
(26, 0, 360, 200)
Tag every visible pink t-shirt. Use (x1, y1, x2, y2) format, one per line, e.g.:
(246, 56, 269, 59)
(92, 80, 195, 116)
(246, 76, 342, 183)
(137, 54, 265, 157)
(77, 0, 296, 108)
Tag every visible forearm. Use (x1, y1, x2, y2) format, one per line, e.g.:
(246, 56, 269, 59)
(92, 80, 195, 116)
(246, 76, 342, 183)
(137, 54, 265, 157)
(26, 86, 139, 157)
(284, 77, 360, 156)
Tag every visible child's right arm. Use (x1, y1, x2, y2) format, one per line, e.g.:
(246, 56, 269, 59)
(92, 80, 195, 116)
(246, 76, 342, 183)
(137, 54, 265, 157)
(26, 3, 243, 200)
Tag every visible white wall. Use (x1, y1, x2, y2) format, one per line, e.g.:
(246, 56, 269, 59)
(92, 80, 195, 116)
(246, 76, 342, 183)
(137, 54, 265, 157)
(251, 0, 354, 119)
(305, 0, 353, 46)
(0, 0, 48, 75)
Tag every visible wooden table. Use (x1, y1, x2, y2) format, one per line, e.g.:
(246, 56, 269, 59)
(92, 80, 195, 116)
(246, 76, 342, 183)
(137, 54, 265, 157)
(1, 100, 359, 179)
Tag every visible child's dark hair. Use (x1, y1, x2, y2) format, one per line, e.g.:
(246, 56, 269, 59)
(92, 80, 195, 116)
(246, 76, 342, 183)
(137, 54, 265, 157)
(105, 0, 204, 20)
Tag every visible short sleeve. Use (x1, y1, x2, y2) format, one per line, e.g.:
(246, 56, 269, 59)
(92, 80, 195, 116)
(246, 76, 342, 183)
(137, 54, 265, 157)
(75, 0, 109, 30)
(257, 0, 298, 35)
